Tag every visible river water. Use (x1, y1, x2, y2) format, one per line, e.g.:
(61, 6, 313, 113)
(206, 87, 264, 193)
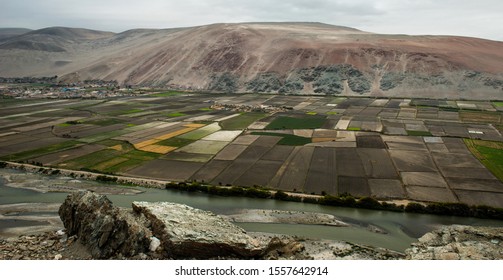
(1, 169, 503, 252)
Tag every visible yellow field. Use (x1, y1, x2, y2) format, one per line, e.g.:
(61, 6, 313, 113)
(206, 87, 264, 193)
(139, 145, 177, 154)
(110, 144, 123, 151)
(133, 123, 206, 154)
(312, 137, 338, 143)
(184, 123, 207, 128)
(134, 139, 160, 149)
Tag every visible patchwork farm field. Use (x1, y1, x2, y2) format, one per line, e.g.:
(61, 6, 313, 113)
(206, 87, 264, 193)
(1, 93, 503, 208)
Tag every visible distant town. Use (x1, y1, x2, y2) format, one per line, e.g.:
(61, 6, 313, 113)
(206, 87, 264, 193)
(0, 76, 141, 99)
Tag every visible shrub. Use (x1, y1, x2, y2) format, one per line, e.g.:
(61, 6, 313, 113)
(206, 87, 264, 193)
(207, 186, 220, 195)
(320, 195, 343, 206)
(381, 202, 404, 212)
(96, 175, 118, 183)
(273, 190, 289, 201)
(284, 196, 302, 202)
(405, 202, 426, 213)
(356, 197, 382, 210)
(341, 196, 356, 207)
(425, 203, 471, 216)
(303, 197, 319, 204)
(186, 182, 207, 192)
(228, 186, 245, 196)
(244, 187, 271, 198)
(471, 205, 503, 219)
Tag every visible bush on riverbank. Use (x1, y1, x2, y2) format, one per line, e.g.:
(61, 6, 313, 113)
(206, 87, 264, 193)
(166, 182, 272, 199)
(96, 175, 118, 183)
(6, 160, 499, 220)
(163, 181, 503, 220)
(405, 201, 503, 219)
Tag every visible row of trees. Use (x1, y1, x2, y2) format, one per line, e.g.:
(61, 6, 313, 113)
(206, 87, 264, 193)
(165, 181, 503, 220)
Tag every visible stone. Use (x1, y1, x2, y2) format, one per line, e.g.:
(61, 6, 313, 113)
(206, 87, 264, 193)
(132, 201, 268, 259)
(56, 191, 302, 260)
(54, 254, 62, 260)
(406, 225, 503, 260)
(58, 191, 152, 259)
(149, 237, 160, 252)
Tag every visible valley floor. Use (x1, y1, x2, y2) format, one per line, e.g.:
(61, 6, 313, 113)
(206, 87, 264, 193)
(1, 93, 503, 208)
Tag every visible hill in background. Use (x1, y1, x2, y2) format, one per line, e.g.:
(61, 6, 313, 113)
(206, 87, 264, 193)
(0, 22, 502, 100)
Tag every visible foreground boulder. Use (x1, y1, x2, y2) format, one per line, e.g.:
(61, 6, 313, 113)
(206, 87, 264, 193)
(58, 191, 151, 259)
(132, 202, 267, 258)
(406, 225, 503, 260)
(58, 191, 281, 259)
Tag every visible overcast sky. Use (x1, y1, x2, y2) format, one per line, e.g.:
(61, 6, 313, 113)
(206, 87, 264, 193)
(1, 0, 502, 41)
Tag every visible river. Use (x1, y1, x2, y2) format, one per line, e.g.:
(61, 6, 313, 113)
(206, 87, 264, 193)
(1, 168, 503, 252)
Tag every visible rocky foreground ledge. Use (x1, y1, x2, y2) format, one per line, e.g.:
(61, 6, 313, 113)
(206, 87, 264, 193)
(406, 225, 503, 260)
(1, 191, 502, 260)
(58, 191, 268, 259)
(54, 191, 403, 259)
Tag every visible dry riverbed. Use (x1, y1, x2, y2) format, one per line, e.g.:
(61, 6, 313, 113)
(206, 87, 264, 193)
(225, 209, 349, 226)
(0, 169, 144, 195)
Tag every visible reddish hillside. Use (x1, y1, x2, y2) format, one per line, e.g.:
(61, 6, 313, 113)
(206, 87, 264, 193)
(0, 23, 502, 99)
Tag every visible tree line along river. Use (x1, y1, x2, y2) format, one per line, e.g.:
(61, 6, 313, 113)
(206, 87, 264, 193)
(1, 169, 503, 252)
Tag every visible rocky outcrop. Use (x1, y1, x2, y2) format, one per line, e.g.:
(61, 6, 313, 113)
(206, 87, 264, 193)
(57, 192, 503, 260)
(58, 191, 151, 259)
(0, 231, 91, 260)
(131, 201, 269, 259)
(406, 225, 503, 260)
(58, 191, 293, 259)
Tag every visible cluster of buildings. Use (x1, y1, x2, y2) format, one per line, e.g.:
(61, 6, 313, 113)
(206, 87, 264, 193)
(0, 78, 138, 99)
(210, 102, 292, 113)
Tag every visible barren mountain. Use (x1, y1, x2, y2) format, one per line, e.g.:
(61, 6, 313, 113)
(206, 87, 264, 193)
(0, 28, 32, 41)
(1, 22, 502, 99)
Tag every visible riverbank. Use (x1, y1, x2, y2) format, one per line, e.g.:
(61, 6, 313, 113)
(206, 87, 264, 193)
(2, 190, 501, 260)
(2, 160, 503, 220)
(0, 191, 405, 260)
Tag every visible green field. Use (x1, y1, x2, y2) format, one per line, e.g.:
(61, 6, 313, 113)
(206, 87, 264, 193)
(56, 123, 73, 127)
(60, 146, 160, 174)
(492, 102, 503, 108)
(251, 132, 311, 146)
(220, 112, 268, 130)
(100, 150, 160, 173)
(150, 91, 187, 97)
(407, 130, 433, 136)
(84, 118, 123, 126)
(0, 141, 82, 161)
(107, 108, 143, 116)
(78, 130, 128, 143)
(199, 108, 213, 111)
(166, 112, 187, 118)
(465, 139, 503, 181)
(60, 149, 123, 170)
(178, 123, 221, 140)
(265, 116, 326, 130)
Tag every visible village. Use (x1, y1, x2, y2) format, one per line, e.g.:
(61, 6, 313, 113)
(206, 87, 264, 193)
(0, 77, 138, 99)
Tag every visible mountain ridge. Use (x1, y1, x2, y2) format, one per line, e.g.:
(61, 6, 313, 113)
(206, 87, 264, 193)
(0, 22, 502, 99)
